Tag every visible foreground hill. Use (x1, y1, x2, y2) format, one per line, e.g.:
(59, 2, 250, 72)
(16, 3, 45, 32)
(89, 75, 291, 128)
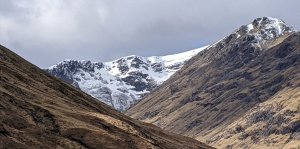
(46, 47, 207, 111)
(0, 45, 212, 149)
(127, 17, 300, 148)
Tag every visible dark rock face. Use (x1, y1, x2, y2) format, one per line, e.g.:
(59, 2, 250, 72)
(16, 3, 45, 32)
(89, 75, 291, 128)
(116, 59, 130, 74)
(276, 54, 300, 70)
(274, 43, 295, 58)
(130, 57, 149, 69)
(151, 63, 163, 72)
(121, 72, 155, 92)
(46, 60, 104, 88)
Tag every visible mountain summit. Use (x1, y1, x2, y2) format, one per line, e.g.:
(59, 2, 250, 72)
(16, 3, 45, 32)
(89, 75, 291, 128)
(127, 17, 300, 148)
(242, 17, 292, 39)
(46, 46, 208, 111)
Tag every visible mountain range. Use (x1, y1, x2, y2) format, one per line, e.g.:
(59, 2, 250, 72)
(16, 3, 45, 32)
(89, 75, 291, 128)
(46, 47, 207, 111)
(2, 16, 300, 149)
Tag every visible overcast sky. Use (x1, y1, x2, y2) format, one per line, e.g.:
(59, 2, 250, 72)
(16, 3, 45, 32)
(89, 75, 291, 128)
(0, 0, 299, 68)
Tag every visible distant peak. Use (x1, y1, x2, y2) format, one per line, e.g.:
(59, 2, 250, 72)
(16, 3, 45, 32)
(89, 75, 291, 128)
(208, 17, 296, 52)
(123, 55, 142, 60)
(244, 17, 294, 38)
(56, 59, 100, 66)
(48, 59, 104, 71)
(252, 17, 285, 25)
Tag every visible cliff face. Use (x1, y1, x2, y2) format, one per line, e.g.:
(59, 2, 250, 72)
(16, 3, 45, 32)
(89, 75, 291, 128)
(0, 45, 212, 149)
(127, 17, 300, 148)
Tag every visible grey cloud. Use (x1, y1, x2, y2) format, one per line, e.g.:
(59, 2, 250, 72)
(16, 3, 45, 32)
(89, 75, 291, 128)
(0, 0, 299, 67)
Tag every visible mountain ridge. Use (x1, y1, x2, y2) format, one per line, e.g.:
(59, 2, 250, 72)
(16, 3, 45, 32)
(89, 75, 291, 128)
(126, 17, 300, 148)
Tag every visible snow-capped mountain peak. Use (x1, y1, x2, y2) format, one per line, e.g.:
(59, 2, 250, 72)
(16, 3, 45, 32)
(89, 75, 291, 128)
(205, 17, 295, 60)
(46, 46, 208, 111)
(247, 17, 292, 33)
(243, 17, 294, 40)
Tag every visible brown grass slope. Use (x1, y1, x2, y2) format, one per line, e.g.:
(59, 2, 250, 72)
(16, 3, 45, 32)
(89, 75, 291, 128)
(0, 45, 213, 149)
(127, 31, 300, 148)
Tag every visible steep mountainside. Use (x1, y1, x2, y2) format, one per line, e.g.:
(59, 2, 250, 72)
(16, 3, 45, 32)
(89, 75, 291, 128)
(46, 47, 207, 111)
(127, 17, 300, 148)
(0, 45, 212, 149)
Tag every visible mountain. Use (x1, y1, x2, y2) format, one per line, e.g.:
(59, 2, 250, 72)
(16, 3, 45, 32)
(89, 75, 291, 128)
(0, 44, 213, 149)
(46, 47, 207, 111)
(127, 17, 300, 148)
